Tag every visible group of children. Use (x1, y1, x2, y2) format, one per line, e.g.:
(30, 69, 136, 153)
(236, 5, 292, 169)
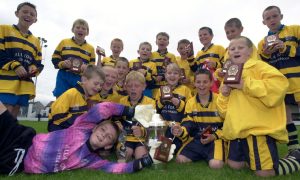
(0, 2, 300, 177)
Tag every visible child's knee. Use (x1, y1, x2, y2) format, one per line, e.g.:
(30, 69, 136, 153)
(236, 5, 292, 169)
(176, 155, 191, 163)
(209, 159, 224, 169)
(227, 159, 245, 170)
(255, 170, 275, 177)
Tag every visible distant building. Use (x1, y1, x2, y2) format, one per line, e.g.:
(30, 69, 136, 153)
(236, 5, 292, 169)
(19, 101, 53, 118)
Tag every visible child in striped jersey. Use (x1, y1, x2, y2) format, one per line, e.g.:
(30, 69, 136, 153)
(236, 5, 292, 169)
(48, 65, 105, 132)
(114, 57, 130, 97)
(155, 63, 192, 152)
(258, 5, 300, 154)
(129, 42, 157, 98)
(52, 19, 96, 98)
(0, 2, 43, 118)
(101, 38, 124, 67)
(171, 69, 224, 169)
(119, 71, 155, 161)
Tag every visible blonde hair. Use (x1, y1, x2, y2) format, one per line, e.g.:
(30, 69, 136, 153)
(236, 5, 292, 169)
(72, 19, 89, 33)
(166, 63, 180, 73)
(125, 71, 145, 85)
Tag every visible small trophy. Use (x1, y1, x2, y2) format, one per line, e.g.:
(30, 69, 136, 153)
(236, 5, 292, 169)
(117, 131, 127, 162)
(222, 59, 232, 73)
(154, 136, 172, 163)
(133, 61, 142, 71)
(70, 58, 83, 73)
(160, 85, 173, 100)
(224, 63, 244, 84)
(265, 34, 279, 47)
(185, 42, 194, 57)
(200, 125, 212, 139)
(180, 68, 186, 81)
(96, 46, 106, 56)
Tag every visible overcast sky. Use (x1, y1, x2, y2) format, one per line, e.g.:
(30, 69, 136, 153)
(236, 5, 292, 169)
(1, 0, 299, 105)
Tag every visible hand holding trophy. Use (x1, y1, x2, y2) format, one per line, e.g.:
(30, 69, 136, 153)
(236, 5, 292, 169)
(96, 46, 106, 56)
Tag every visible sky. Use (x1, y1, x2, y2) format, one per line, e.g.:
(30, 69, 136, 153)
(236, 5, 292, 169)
(1, 0, 299, 105)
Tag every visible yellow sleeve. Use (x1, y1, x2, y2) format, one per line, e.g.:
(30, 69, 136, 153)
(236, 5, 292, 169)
(216, 91, 229, 119)
(242, 63, 289, 107)
(48, 92, 72, 124)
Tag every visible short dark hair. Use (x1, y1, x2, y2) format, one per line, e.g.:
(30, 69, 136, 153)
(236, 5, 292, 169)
(17, 2, 37, 13)
(156, 32, 170, 40)
(224, 18, 243, 28)
(263, 6, 281, 18)
(139, 41, 152, 51)
(195, 69, 212, 81)
(199, 27, 213, 36)
(82, 64, 105, 82)
(177, 39, 190, 47)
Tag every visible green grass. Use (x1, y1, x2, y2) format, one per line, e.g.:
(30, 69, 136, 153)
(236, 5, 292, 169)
(2, 121, 300, 179)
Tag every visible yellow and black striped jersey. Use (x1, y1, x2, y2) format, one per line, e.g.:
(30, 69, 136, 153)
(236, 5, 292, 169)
(119, 95, 155, 142)
(51, 37, 95, 70)
(155, 84, 192, 123)
(95, 89, 122, 103)
(176, 56, 194, 92)
(180, 92, 223, 142)
(129, 58, 157, 89)
(102, 55, 125, 67)
(258, 25, 300, 94)
(48, 83, 90, 129)
(190, 44, 225, 72)
(0, 25, 43, 98)
(114, 80, 127, 97)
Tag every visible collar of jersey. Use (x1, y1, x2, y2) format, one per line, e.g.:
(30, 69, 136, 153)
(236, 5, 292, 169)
(196, 91, 212, 108)
(201, 43, 214, 52)
(268, 24, 285, 35)
(13, 24, 32, 38)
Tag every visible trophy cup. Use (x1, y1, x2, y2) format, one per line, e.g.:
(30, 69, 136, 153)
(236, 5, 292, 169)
(146, 113, 171, 169)
(200, 125, 212, 139)
(70, 58, 83, 73)
(265, 34, 279, 47)
(117, 130, 127, 162)
(224, 63, 244, 84)
(185, 42, 194, 57)
(160, 85, 173, 101)
(222, 59, 232, 73)
(133, 61, 143, 71)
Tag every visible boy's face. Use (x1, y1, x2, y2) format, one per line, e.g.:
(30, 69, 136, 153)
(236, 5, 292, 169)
(115, 61, 129, 80)
(177, 43, 189, 57)
(165, 67, 180, 87)
(194, 74, 212, 96)
(199, 29, 213, 46)
(138, 44, 152, 60)
(89, 122, 117, 150)
(103, 68, 118, 91)
(82, 73, 104, 96)
(125, 80, 145, 102)
(156, 35, 169, 50)
(110, 41, 123, 57)
(15, 5, 37, 29)
(262, 8, 283, 32)
(224, 26, 243, 41)
(72, 24, 88, 42)
(228, 39, 252, 64)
